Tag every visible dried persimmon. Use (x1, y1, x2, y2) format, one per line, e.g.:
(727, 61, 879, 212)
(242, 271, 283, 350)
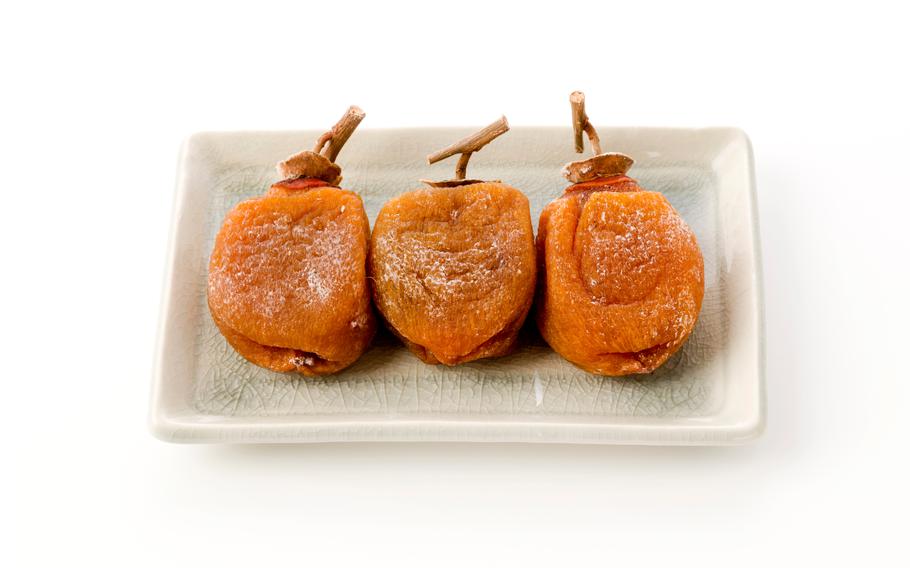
(369, 118, 536, 365)
(208, 107, 375, 376)
(536, 93, 704, 375)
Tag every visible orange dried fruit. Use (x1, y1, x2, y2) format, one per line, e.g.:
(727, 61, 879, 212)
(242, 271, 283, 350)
(536, 93, 704, 375)
(207, 106, 376, 376)
(369, 118, 537, 365)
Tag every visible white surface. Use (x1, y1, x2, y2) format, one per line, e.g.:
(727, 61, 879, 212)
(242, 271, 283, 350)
(153, 127, 763, 444)
(3, 1, 908, 566)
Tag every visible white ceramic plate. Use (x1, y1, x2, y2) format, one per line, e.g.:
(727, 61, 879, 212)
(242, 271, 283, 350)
(150, 126, 765, 444)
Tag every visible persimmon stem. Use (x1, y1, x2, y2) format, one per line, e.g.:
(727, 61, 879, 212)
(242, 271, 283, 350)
(427, 116, 509, 180)
(314, 105, 366, 162)
(454, 152, 472, 180)
(312, 131, 333, 154)
(570, 91, 601, 156)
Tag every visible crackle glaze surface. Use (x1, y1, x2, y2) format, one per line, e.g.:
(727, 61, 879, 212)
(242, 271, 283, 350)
(151, 127, 764, 444)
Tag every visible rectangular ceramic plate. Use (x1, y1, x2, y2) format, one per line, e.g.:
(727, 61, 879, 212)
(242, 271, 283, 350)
(150, 127, 765, 444)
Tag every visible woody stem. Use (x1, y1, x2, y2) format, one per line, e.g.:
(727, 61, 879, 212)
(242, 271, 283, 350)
(454, 152, 472, 180)
(570, 91, 601, 156)
(316, 105, 366, 162)
(427, 116, 510, 179)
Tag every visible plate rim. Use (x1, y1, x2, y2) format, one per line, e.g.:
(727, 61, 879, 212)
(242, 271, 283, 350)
(149, 126, 766, 445)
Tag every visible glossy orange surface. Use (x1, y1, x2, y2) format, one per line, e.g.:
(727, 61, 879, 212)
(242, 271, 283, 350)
(208, 182, 375, 376)
(370, 182, 536, 365)
(536, 178, 704, 375)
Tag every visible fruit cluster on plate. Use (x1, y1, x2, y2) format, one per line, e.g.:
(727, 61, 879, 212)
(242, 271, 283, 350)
(207, 93, 704, 378)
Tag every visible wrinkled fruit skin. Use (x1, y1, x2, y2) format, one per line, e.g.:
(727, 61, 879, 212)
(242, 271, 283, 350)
(536, 176, 704, 376)
(208, 180, 376, 376)
(370, 182, 537, 365)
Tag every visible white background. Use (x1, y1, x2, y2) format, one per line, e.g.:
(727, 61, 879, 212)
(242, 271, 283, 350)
(3, 1, 909, 566)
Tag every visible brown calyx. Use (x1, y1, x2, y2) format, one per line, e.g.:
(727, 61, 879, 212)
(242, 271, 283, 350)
(268, 177, 334, 196)
(562, 152, 635, 183)
(276, 105, 365, 186)
(277, 151, 342, 185)
(421, 178, 503, 188)
(421, 116, 509, 188)
(564, 91, 635, 183)
(564, 175, 641, 193)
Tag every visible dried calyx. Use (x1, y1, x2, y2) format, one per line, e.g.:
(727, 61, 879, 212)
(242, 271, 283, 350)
(277, 105, 365, 185)
(421, 116, 509, 188)
(562, 91, 634, 184)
